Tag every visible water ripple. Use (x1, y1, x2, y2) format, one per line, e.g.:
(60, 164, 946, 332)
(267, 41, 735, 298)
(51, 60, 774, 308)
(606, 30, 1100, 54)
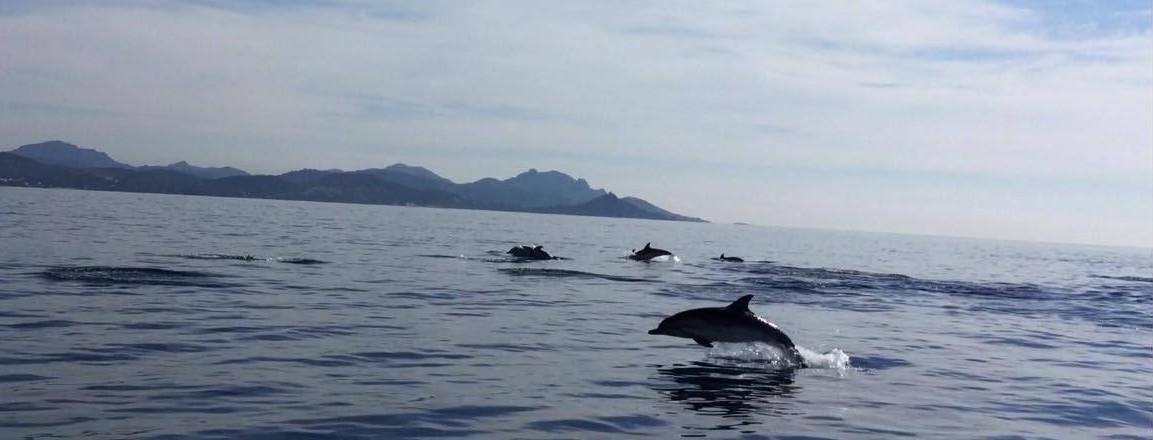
(40, 266, 235, 288)
(497, 267, 653, 283)
(2, 187, 1150, 440)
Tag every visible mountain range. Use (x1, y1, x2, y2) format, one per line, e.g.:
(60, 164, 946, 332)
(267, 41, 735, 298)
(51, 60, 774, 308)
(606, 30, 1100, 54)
(0, 141, 705, 222)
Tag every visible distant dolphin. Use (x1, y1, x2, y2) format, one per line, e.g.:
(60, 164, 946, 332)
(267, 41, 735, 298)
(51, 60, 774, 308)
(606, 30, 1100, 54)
(629, 242, 672, 261)
(648, 295, 806, 367)
(716, 253, 744, 263)
(507, 245, 554, 260)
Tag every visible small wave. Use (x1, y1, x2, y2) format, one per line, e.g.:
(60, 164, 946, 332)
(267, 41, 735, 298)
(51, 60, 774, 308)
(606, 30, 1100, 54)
(179, 253, 261, 261)
(4, 319, 76, 329)
(497, 268, 652, 283)
(849, 355, 912, 370)
(345, 351, 473, 362)
(525, 415, 667, 435)
(417, 254, 468, 260)
(272, 257, 328, 265)
(1091, 274, 1153, 283)
(175, 254, 328, 265)
(41, 266, 231, 287)
(0, 374, 54, 383)
(723, 262, 1150, 328)
(107, 342, 214, 354)
(735, 263, 1052, 300)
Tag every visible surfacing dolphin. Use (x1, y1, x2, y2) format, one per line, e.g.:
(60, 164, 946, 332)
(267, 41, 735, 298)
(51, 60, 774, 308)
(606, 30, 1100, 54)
(716, 253, 744, 263)
(507, 245, 554, 260)
(629, 242, 672, 261)
(648, 294, 806, 367)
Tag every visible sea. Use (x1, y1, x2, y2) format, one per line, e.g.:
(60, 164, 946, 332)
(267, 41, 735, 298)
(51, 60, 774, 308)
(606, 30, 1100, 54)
(1, 186, 1150, 439)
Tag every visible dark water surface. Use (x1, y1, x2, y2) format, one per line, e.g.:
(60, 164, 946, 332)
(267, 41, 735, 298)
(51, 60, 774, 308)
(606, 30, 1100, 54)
(1, 187, 1150, 439)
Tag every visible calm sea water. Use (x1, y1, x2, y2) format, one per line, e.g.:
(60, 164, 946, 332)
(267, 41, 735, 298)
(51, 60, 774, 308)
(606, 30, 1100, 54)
(1, 187, 1150, 439)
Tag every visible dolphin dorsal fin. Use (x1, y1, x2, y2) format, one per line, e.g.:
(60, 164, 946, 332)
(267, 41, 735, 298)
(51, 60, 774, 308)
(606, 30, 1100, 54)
(643, 242, 652, 250)
(726, 295, 754, 312)
(720, 253, 725, 258)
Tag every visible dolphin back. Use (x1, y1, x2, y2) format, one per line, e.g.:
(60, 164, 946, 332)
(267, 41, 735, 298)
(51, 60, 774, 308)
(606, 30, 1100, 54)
(630, 243, 672, 260)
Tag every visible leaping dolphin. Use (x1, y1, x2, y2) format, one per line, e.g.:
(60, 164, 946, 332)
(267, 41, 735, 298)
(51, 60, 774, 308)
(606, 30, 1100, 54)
(648, 294, 806, 367)
(629, 243, 672, 261)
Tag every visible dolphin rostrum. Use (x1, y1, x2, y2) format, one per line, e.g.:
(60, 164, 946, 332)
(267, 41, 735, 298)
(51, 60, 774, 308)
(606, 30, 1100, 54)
(629, 242, 672, 261)
(648, 295, 806, 366)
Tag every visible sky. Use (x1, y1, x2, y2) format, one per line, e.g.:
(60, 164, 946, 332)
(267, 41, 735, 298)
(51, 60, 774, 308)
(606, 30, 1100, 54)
(1, 0, 1150, 248)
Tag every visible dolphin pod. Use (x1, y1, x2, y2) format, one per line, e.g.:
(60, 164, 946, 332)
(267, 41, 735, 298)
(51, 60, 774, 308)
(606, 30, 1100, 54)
(648, 294, 806, 367)
(495, 245, 810, 365)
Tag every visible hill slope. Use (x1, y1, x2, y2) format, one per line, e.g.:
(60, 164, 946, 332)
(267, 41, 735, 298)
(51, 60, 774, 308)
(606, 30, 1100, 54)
(12, 141, 132, 169)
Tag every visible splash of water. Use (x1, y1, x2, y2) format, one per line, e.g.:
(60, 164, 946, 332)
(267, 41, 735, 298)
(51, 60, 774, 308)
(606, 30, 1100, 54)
(797, 346, 851, 370)
(706, 343, 851, 370)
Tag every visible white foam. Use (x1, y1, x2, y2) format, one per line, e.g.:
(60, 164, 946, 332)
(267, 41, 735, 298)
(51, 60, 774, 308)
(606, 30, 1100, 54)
(796, 345, 852, 370)
(706, 343, 851, 370)
(648, 255, 680, 263)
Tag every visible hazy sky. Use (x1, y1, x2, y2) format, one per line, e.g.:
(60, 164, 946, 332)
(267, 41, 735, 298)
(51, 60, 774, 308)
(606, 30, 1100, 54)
(1, 1, 1150, 247)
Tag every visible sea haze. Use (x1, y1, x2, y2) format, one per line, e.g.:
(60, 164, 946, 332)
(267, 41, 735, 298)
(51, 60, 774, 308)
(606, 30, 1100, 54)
(1, 187, 1150, 439)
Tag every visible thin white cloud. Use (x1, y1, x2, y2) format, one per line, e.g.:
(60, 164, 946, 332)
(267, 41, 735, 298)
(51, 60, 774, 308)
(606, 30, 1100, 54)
(0, 0, 1149, 246)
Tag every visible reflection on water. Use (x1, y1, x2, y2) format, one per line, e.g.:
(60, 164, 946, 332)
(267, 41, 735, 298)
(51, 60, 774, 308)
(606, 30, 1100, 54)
(651, 360, 798, 433)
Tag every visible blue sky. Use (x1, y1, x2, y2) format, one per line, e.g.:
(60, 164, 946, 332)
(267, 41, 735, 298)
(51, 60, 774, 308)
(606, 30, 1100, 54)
(0, 0, 1150, 247)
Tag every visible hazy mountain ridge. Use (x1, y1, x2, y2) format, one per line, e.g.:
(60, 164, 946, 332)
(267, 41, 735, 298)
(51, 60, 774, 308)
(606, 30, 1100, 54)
(620, 196, 704, 222)
(13, 141, 249, 179)
(139, 161, 250, 179)
(2, 141, 705, 222)
(454, 169, 608, 210)
(12, 140, 132, 169)
(534, 192, 705, 222)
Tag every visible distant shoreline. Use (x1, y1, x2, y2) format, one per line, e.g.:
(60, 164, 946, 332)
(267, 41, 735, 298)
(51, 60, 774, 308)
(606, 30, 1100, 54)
(1, 141, 706, 223)
(0, 183, 708, 223)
